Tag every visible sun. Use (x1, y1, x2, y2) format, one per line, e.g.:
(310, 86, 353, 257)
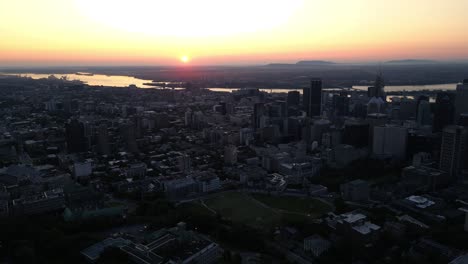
(180, 55, 189, 63)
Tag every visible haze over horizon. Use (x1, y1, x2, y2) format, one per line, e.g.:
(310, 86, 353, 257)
(1, 0, 468, 67)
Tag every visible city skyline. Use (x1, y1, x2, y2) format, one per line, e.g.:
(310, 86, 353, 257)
(1, 0, 468, 66)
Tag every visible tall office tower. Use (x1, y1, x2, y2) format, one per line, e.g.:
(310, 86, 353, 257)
(343, 119, 369, 147)
(367, 113, 388, 146)
(269, 101, 289, 134)
(97, 123, 110, 155)
(303, 78, 322, 117)
(120, 121, 139, 153)
(353, 102, 367, 118)
(332, 93, 350, 116)
(433, 92, 455, 132)
(399, 98, 417, 120)
(455, 79, 468, 123)
(185, 109, 193, 127)
(253, 103, 266, 131)
(268, 101, 287, 118)
(368, 72, 386, 100)
(287, 91, 301, 106)
(439, 125, 468, 181)
(66, 119, 88, 153)
(416, 96, 431, 126)
(217, 102, 227, 115)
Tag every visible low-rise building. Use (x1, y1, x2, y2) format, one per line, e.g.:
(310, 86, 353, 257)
(73, 160, 92, 179)
(303, 234, 331, 257)
(125, 162, 147, 178)
(340, 179, 370, 202)
(81, 222, 222, 264)
(194, 172, 221, 193)
(163, 177, 198, 199)
(327, 211, 381, 244)
(12, 188, 65, 216)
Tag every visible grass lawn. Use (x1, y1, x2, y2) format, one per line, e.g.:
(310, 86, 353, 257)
(251, 193, 332, 217)
(203, 192, 281, 229)
(177, 201, 216, 216)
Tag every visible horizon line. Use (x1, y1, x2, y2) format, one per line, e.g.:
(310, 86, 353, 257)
(2, 58, 468, 69)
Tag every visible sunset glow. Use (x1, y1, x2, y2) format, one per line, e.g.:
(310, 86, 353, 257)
(181, 56, 190, 63)
(1, 0, 468, 66)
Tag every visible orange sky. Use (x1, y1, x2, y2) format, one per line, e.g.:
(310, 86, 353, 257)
(1, 0, 468, 66)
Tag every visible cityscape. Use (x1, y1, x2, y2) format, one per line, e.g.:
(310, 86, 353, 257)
(1, 0, 468, 264)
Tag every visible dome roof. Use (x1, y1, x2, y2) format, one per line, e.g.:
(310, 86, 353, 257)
(368, 96, 385, 105)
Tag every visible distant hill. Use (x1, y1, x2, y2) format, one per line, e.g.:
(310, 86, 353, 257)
(265, 60, 336, 67)
(296, 60, 336, 65)
(385, 59, 438, 64)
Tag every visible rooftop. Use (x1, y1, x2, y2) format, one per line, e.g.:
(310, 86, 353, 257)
(406, 195, 435, 209)
(340, 212, 367, 224)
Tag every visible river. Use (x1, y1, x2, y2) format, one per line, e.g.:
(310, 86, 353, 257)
(1, 72, 458, 92)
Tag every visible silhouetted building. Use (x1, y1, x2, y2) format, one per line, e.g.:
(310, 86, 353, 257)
(333, 93, 350, 116)
(459, 114, 468, 127)
(341, 179, 370, 202)
(287, 91, 301, 106)
(253, 103, 266, 131)
(416, 96, 431, 126)
(120, 121, 139, 153)
(303, 78, 322, 117)
(97, 123, 110, 155)
(433, 92, 455, 132)
(399, 98, 417, 120)
(343, 119, 369, 147)
(368, 72, 386, 100)
(455, 79, 468, 122)
(367, 96, 385, 114)
(373, 125, 408, 160)
(66, 119, 88, 153)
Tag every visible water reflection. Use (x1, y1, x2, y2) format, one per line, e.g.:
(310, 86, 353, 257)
(3, 72, 458, 92)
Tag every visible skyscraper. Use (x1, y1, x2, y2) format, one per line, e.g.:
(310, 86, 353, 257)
(120, 121, 139, 153)
(433, 92, 455, 132)
(303, 78, 322, 117)
(253, 103, 266, 131)
(455, 79, 468, 123)
(97, 123, 110, 155)
(368, 72, 386, 100)
(332, 93, 350, 117)
(66, 119, 88, 153)
(439, 125, 468, 181)
(287, 91, 300, 106)
(372, 125, 408, 160)
(416, 97, 431, 127)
